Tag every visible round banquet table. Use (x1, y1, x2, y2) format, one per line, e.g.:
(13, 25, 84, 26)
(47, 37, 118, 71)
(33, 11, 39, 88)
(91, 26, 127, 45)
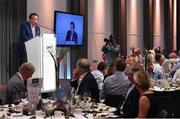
(152, 89, 180, 117)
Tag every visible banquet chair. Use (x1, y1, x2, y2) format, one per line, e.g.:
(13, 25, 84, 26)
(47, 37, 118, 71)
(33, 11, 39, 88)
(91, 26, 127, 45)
(158, 109, 168, 118)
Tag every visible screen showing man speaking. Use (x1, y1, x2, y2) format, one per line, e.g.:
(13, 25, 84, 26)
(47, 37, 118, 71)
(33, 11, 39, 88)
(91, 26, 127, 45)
(54, 11, 84, 46)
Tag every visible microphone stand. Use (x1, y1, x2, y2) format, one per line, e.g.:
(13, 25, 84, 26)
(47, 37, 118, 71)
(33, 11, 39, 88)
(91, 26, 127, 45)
(37, 24, 54, 34)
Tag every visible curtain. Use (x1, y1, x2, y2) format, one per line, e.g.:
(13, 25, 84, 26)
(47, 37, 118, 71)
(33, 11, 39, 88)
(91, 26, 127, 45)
(177, 0, 180, 51)
(143, 0, 154, 50)
(164, 0, 174, 55)
(0, 0, 27, 84)
(113, 0, 127, 57)
(67, 0, 88, 76)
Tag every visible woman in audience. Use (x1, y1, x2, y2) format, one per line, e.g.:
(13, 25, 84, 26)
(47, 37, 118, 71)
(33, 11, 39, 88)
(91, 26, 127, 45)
(146, 53, 154, 78)
(124, 56, 139, 75)
(134, 70, 159, 118)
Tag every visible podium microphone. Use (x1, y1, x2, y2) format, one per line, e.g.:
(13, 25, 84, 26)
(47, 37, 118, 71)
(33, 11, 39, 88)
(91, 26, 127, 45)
(37, 24, 54, 33)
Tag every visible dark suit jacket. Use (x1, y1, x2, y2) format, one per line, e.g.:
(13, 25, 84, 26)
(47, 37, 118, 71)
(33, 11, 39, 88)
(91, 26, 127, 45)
(71, 72, 100, 102)
(7, 73, 27, 104)
(17, 22, 41, 63)
(19, 22, 41, 43)
(119, 86, 140, 117)
(65, 30, 78, 43)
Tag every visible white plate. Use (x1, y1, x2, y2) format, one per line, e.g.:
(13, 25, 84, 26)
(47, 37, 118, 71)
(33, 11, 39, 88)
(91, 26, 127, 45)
(108, 107, 116, 112)
(107, 115, 119, 118)
(152, 86, 164, 92)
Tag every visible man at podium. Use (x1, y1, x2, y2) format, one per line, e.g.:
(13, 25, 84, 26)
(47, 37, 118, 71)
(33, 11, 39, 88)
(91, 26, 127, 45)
(17, 13, 41, 65)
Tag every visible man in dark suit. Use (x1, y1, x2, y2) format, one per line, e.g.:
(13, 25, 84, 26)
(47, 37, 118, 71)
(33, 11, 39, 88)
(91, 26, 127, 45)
(7, 62, 35, 104)
(17, 13, 41, 65)
(65, 21, 78, 44)
(70, 58, 100, 102)
(116, 65, 143, 118)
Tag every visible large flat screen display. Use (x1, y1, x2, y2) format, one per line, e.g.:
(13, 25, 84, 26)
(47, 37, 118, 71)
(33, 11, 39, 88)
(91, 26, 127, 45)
(54, 11, 84, 46)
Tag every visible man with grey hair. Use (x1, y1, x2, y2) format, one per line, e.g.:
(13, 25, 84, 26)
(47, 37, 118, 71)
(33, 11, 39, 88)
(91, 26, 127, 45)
(90, 60, 99, 71)
(71, 58, 100, 102)
(7, 62, 35, 103)
(117, 65, 143, 117)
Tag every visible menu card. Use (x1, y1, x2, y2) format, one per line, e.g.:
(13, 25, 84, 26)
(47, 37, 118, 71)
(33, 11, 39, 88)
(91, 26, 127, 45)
(27, 78, 43, 114)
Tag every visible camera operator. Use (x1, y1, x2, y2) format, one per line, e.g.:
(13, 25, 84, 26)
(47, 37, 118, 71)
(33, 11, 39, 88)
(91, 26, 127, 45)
(102, 35, 120, 65)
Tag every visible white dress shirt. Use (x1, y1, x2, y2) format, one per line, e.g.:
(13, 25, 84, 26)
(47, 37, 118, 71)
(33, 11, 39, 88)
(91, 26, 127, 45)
(153, 63, 165, 79)
(17, 72, 24, 83)
(162, 58, 180, 73)
(91, 70, 104, 90)
(30, 25, 36, 38)
(172, 69, 180, 84)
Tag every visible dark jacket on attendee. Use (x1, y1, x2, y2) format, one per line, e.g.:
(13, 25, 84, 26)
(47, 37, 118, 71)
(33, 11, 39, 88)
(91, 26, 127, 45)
(7, 73, 27, 104)
(71, 72, 100, 102)
(122, 86, 140, 117)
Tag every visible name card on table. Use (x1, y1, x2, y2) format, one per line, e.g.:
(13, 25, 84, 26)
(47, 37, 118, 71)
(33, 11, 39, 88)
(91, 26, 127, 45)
(27, 78, 43, 114)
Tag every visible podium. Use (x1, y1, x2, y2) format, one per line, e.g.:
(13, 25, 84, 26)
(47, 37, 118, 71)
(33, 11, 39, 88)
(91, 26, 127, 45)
(25, 34, 56, 92)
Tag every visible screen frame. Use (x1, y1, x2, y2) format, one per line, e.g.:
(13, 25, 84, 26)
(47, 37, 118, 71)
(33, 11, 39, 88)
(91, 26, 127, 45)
(54, 10, 85, 46)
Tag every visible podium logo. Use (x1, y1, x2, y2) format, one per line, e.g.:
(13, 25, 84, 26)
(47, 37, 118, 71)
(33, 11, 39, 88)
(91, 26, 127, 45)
(46, 45, 53, 49)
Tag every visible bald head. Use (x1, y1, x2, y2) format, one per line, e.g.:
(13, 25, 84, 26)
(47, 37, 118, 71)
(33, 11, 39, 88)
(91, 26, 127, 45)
(169, 52, 177, 59)
(77, 58, 90, 73)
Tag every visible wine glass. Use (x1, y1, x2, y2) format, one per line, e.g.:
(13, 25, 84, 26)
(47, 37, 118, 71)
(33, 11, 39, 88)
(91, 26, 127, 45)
(83, 92, 91, 103)
(83, 91, 92, 112)
(20, 92, 28, 103)
(12, 94, 21, 112)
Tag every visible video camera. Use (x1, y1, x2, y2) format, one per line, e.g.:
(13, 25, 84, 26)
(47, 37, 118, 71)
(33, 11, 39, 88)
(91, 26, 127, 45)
(104, 38, 110, 42)
(104, 34, 114, 43)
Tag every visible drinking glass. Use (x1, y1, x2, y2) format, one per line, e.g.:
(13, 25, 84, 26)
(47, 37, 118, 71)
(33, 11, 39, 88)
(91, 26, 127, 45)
(12, 94, 21, 111)
(83, 92, 91, 103)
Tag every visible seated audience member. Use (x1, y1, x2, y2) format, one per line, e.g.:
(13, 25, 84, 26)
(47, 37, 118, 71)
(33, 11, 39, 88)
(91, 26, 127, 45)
(100, 58, 130, 107)
(146, 53, 155, 78)
(148, 49, 156, 62)
(124, 56, 139, 75)
(154, 47, 162, 54)
(91, 62, 108, 90)
(162, 52, 180, 73)
(134, 70, 159, 118)
(153, 53, 165, 79)
(134, 48, 143, 64)
(7, 62, 35, 103)
(71, 60, 85, 90)
(116, 65, 143, 117)
(90, 60, 99, 71)
(172, 69, 180, 84)
(168, 52, 178, 59)
(170, 62, 180, 77)
(70, 58, 99, 102)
